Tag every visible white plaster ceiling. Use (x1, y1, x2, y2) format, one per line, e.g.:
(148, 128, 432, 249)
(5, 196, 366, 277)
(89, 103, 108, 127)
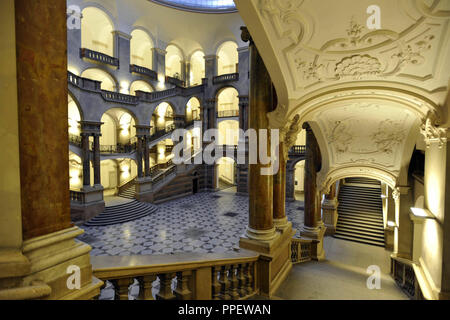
(235, 0, 450, 188)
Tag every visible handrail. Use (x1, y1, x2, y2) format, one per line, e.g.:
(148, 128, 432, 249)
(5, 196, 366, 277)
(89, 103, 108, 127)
(291, 238, 315, 264)
(166, 75, 185, 87)
(213, 73, 239, 84)
(289, 145, 306, 156)
(80, 48, 119, 67)
(129, 64, 158, 80)
(101, 90, 139, 105)
(91, 250, 259, 300)
(217, 110, 239, 118)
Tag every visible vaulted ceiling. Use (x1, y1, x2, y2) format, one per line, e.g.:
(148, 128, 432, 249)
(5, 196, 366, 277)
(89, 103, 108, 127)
(235, 0, 450, 189)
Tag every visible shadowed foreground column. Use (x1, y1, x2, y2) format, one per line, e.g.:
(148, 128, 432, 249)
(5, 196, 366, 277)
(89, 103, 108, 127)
(11, 0, 102, 299)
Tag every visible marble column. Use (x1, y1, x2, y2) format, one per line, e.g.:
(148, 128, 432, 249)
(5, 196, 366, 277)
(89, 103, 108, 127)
(93, 133, 101, 186)
(136, 137, 144, 178)
(273, 142, 288, 228)
(144, 136, 150, 177)
(81, 133, 91, 188)
(322, 182, 339, 235)
(244, 32, 276, 241)
(10, 0, 102, 299)
(302, 123, 320, 231)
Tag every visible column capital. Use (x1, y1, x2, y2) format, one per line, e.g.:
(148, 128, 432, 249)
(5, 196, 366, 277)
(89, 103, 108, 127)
(238, 95, 249, 105)
(420, 117, 448, 148)
(79, 121, 103, 135)
(134, 125, 152, 137)
(152, 47, 167, 56)
(111, 30, 132, 40)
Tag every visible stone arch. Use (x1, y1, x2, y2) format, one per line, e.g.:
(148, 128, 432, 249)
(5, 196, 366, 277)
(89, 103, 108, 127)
(130, 28, 154, 70)
(81, 6, 115, 57)
(81, 68, 118, 91)
(216, 41, 238, 75)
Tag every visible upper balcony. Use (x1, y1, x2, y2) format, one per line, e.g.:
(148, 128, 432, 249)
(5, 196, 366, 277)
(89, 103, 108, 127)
(80, 48, 119, 68)
(213, 73, 239, 85)
(130, 64, 158, 81)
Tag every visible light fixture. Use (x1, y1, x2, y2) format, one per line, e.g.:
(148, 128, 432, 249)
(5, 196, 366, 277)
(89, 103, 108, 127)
(387, 221, 396, 228)
(410, 207, 435, 220)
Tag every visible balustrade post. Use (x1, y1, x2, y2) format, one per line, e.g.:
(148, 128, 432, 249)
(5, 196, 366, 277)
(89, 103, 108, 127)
(227, 265, 240, 300)
(244, 263, 254, 294)
(174, 271, 192, 300)
(111, 278, 133, 300)
(237, 264, 247, 297)
(211, 267, 221, 300)
(218, 265, 231, 300)
(137, 275, 157, 300)
(156, 273, 175, 300)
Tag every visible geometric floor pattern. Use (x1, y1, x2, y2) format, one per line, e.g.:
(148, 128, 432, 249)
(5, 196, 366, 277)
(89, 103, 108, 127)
(78, 188, 305, 256)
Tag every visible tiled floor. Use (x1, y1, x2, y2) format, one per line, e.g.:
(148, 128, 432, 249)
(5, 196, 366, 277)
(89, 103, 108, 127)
(78, 188, 305, 256)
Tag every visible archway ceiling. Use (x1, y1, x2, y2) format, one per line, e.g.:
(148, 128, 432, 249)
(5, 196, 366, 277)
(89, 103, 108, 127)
(235, 0, 450, 113)
(235, 0, 450, 186)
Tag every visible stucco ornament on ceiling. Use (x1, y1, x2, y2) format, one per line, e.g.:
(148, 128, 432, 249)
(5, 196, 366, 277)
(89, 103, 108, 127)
(420, 117, 448, 148)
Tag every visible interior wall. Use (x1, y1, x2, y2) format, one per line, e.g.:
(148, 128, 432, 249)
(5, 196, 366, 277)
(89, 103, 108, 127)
(217, 157, 235, 185)
(190, 51, 205, 86)
(81, 7, 114, 56)
(68, 96, 81, 135)
(130, 29, 153, 69)
(217, 41, 238, 75)
(217, 87, 239, 112)
(294, 161, 305, 192)
(218, 120, 239, 145)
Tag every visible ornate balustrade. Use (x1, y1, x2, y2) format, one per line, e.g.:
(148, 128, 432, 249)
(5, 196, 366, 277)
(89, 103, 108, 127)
(129, 64, 158, 80)
(68, 72, 101, 92)
(217, 110, 239, 118)
(80, 48, 119, 67)
(69, 133, 82, 147)
(70, 190, 84, 204)
(166, 76, 185, 87)
(136, 87, 179, 102)
(91, 250, 258, 300)
(289, 145, 306, 156)
(101, 90, 139, 105)
(213, 73, 239, 84)
(391, 256, 423, 299)
(291, 238, 314, 264)
(99, 142, 137, 154)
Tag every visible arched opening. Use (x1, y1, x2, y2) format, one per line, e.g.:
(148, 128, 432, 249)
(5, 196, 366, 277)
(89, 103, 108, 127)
(186, 97, 201, 122)
(217, 41, 238, 75)
(218, 120, 239, 146)
(130, 29, 153, 70)
(130, 80, 154, 96)
(217, 87, 239, 118)
(190, 50, 205, 86)
(153, 102, 174, 132)
(294, 160, 305, 202)
(100, 109, 137, 147)
(81, 68, 116, 91)
(101, 158, 138, 197)
(69, 151, 83, 190)
(166, 44, 183, 79)
(68, 95, 81, 136)
(216, 157, 236, 191)
(81, 7, 114, 56)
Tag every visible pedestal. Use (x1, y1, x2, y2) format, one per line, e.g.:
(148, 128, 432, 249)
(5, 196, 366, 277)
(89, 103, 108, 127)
(322, 198, 338, 235)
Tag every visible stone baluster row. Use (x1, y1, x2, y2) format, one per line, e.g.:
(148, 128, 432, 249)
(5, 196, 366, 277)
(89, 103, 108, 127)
(212, 263, 255, 300)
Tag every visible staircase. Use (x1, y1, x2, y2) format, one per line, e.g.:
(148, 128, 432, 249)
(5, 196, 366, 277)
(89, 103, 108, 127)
(334, 177, 385, 247)
(118, 183, 136, 200)
(84, 200, 158, 227)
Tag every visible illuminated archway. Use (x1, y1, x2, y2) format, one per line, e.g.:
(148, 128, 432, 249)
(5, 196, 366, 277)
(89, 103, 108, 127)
(130, 29, 153, 69)
(153, 102, 174, 132)
(217, 87, 239, 117)
(218, 120, 239, 146)
(130, 80, 154, 96)
(217, 41, 238, 75)
(186, 97, 201, 122)
(216, 157, 236, 190)
(81, 7, 114, 56)
(100, 109, 137, 146)
(166, 44, 184, 78)
(68, 95, 82, 136)
(190, 50, 205, 85)
(81, 68, 116, 91)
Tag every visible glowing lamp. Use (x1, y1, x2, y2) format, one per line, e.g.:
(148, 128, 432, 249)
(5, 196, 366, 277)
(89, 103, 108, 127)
(410, 207, 435, 220)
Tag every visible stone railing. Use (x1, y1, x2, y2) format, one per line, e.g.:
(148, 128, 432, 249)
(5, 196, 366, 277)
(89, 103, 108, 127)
(289, 145, 306, 156)
(213, 73, 239, 85)
(217, 110, 239, 118)
(150, 124, 178, 141)
(68, 71, 101, 92)
(80, 48, 119, 67)
(99, 142, 137, 154)
(70, 190, 84, 204)
(118, 178, 136, 195)
(101, 90, 139, 105)
(166, 76, 185, 87)
(152, 164, 177, 185)
(391, 256, 423, 299)
(291, 238, 314, 264)
(129, 64, 158, 80)
(91, 250, 259, 300)
(69, 133, 82, 147)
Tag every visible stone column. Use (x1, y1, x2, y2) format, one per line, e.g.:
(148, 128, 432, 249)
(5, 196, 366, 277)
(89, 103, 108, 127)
(322, 182, 339, 235)
(93, 133, 101, 186)
(112, 31, 132, 87)
(238, 96, 249, 132)
(242, 31, 276, 242)
(300, 122, 326, 260)
(136, 137, 144, 178)
(10, 0, 102, 299)
(285, 166, 296, 201)
(144, 136, 150, 177)
(180, 60, 187, 85)
(392, 186, 413, 259)
(81, 132, 91, 188)
(204, 99, 217, 131)
(273, 142, 289, 228)
(204, 55, 218, 83)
